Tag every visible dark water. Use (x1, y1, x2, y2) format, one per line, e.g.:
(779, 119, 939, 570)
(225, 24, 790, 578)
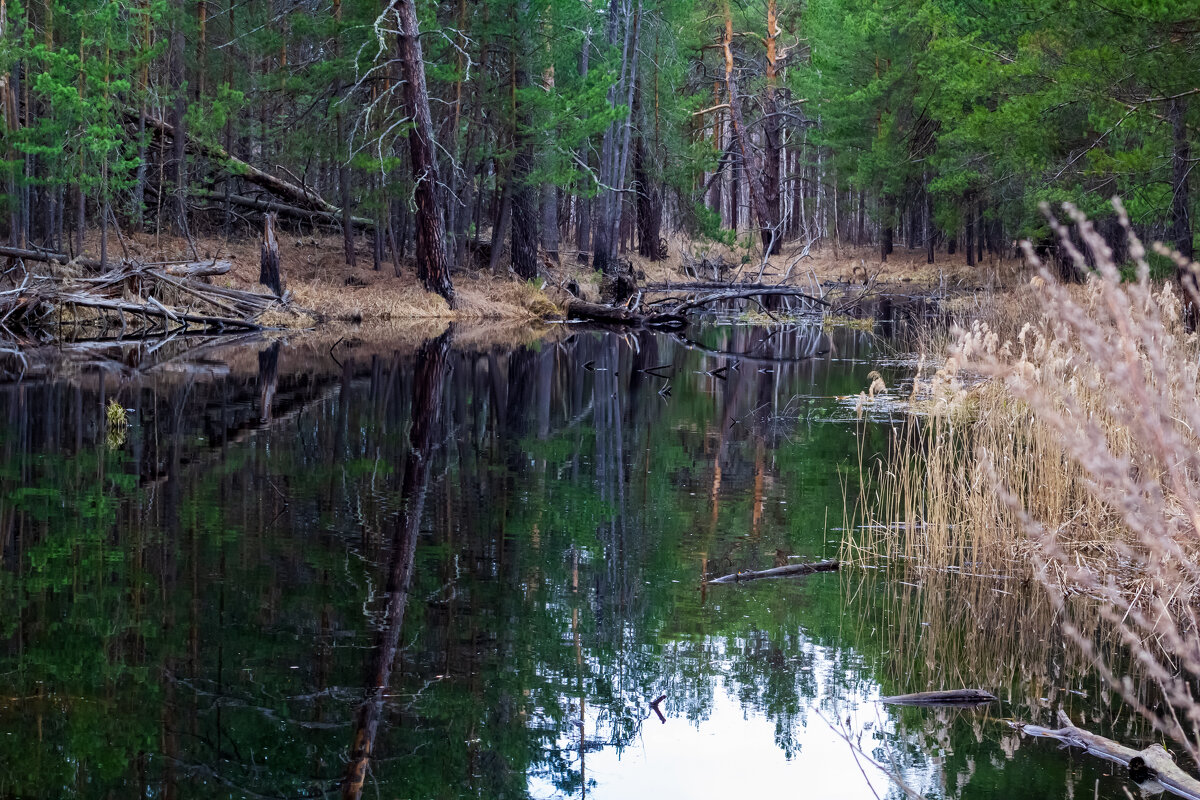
(0, 321, 1159, 798)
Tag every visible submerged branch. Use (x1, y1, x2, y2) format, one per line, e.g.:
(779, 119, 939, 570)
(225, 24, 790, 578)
(709, 559, 839, 584)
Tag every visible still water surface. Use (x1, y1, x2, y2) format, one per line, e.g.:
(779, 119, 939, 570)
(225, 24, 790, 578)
(0, 320, 1156, 798)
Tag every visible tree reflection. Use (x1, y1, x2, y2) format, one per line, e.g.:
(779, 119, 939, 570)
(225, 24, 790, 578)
(0, 321, 1128, 800)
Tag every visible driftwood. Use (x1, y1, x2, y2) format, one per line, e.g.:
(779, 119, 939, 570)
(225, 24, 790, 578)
(649, 694, 667, 724)
(1018, 710, 1200, 800)
(0, 253, 281, 338)
(1, 244, 106, 270)
(709, 559, 839, 584)
(0, 244, 230, 278)
(880, 689, 997, 706)
(55, 292, 262, 331)
(565, 299, 687, 330)
(671, 286, 830, 314)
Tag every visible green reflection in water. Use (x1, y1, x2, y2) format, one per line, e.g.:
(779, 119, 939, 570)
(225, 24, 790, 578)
(0, 323, 1160, 798)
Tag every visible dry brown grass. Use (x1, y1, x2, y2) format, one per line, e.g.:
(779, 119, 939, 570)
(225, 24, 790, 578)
(846, 199, 1200, 759)
(69, 228, 565, 324)
(639, 234, 1023, 288)
(65, 226, 1020, 329)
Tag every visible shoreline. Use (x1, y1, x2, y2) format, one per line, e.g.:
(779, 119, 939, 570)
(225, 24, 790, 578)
(0, 228, 1022, 337)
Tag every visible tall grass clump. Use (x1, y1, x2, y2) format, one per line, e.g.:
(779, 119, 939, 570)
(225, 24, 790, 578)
(848, 198, 1200, 759)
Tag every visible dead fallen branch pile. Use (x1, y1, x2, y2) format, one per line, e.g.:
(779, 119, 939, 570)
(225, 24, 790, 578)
(0, 245, 282, 338)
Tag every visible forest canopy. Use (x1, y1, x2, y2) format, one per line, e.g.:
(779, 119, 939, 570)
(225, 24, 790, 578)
(1, 0, 1197, 294)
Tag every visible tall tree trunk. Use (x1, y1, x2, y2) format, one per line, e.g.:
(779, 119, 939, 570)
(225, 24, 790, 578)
(761, 0, 781, 255)
(393, 0, 454, 305)
(541, 186, 559, 263)
(856, 189, 865, 246)
(510, 1, 539, 279)
(335, 0, 356, 266)
(1, 0, 16, 245)
(965, 196, 976, 267)
(976, 197, 984, 264)
(880, 195, 894, 262)
(924, 172, 934, 264)
(574, 31, 592, 255)
(709, 82, 723, 218)
(592, 0, 640, 275)
(1171, 97, 1193, 264)
(168, 0, 188, 235)
(721, 0, 776, 256)
(342, 332, 452, 800)
(633, 83, 662, 260)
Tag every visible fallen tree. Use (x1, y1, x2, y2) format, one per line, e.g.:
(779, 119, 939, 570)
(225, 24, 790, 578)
(670, 286, 830, 314)
(132, 109, 349, 220)
(709, 559, 839, 584)
(193, 189, 374, 230)
(880, 689, 996, 706)
(1017, 710, 1200, 800)
(564, 299, 687, 330)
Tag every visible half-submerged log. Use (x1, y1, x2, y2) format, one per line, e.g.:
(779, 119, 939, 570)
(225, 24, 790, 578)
(709, 559, 839, 584)
(1018, 710, 1200, 800)
(565, 299, 687, 330)
(881, 689, 997, 706)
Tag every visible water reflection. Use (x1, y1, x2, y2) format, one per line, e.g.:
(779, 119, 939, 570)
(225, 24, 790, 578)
(0, 321, 1158, 798)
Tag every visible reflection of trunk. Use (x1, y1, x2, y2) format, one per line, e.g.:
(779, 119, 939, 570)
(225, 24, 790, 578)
(342, 332, 452, 800)
(257, 342, 281, 422)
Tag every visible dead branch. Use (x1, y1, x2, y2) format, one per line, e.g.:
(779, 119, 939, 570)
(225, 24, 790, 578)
(709, 559, 839, 584)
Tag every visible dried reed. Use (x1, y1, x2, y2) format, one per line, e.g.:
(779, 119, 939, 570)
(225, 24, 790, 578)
(847, 199, 1200, 758)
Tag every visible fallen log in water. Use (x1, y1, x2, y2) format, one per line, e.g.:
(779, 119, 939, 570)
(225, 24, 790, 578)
(880, 689, 997, 706)
(565, 299, 687, 330)
(670, 286, 831, 314)
(709, 559, 839, 584)
(1017, 710, 1200, 800)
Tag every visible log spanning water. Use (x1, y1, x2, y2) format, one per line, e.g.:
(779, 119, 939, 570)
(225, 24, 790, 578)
(708, 559, 839, 584)
(1018, 710, 1200, 800)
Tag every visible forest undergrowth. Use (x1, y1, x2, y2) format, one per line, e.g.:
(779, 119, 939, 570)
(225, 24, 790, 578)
(846, 200, 1200, 759)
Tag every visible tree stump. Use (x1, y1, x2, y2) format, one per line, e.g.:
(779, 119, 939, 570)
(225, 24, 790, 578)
(259, 212, 284, 298)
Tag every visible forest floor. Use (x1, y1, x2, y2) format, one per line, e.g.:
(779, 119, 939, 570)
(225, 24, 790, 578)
(74, 227, 1024, 327)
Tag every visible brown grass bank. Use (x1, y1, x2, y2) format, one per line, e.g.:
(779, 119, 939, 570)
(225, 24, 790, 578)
(60, 227, 1019, 328)
(846, 201, 1200, 759)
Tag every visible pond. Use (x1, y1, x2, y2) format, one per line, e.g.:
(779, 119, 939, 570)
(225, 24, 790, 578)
(0, 319, 1160, 798)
